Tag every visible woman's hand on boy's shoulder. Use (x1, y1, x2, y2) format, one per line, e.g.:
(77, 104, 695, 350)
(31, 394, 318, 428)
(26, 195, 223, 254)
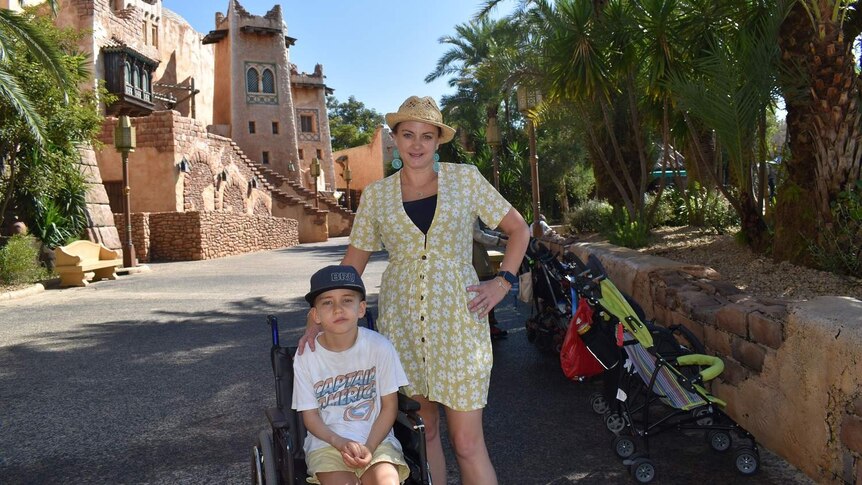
(296, 310, 322, 355)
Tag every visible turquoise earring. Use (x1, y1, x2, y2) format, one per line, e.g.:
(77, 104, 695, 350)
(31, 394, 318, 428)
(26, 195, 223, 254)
(392, 149, 403, 170)
(433, 152, 440, 173)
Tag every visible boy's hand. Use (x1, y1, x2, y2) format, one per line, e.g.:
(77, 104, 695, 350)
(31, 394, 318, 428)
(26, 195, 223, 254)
(296, 310, 322, 355)
(338, 440, 372, 468)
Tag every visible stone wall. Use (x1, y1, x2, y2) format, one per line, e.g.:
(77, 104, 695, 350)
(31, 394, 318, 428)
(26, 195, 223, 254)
(565, 241, 862, 484)
(114, 211, 298, 262)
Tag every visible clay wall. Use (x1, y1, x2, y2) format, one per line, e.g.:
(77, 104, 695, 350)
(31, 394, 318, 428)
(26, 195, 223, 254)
(157, 8, 215, 124)
(291, 66, 335, 191)
(115, 211, 298, 262)
(331, 125, 388, 192)
(564, 241, 862, 484)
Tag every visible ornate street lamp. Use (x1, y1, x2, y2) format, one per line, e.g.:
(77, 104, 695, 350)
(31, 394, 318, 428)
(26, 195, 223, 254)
(343, 166, 352, 211)
(310, 157, 321, 208)
(113, 115, 137, 268)
(517, 86, 543, 237)
(485, 114, 501, 190)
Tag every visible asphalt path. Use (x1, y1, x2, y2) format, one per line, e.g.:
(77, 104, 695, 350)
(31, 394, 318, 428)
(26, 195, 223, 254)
(0, 238, 812, 484)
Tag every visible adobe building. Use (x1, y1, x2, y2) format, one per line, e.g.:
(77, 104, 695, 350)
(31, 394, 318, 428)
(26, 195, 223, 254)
(18, 0, 354, 260)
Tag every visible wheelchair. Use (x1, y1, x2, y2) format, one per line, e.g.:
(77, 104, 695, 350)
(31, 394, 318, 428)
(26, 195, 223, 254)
(251, 315, 432, 485)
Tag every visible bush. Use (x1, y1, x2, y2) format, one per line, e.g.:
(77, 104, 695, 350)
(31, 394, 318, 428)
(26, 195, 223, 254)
(0, 234, 48, 285)
(810, 181, 862, 277)
(565, 199, 614, 234)
(606, 209, 651, 249)
(646, 189, 681, 228)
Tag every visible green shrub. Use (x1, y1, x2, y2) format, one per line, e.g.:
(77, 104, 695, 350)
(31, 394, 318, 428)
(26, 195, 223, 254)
(606, 209, 651, 248)
(565, 199, 614, 234)
(810, 181, 862, 277)
(0, 234, 48, 285)
(646, 189, 680, 228)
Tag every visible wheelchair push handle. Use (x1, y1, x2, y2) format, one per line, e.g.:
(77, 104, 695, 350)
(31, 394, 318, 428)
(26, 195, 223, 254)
(266, 314, 280, 347)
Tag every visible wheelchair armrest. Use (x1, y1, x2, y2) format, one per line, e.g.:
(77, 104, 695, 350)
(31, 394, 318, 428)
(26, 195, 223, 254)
(398, 393, 420, 413)
(265, 406, 290, 429)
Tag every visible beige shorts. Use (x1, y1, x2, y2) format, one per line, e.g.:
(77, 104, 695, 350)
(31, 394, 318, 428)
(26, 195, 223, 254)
(305, 441, 410, 484)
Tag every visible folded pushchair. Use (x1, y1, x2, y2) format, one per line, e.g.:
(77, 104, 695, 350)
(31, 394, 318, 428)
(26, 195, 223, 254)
(523, 238, 573, 353)
(572, 256, 760, 483)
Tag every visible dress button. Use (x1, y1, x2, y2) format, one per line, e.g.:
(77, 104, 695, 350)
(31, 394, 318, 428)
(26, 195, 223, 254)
(421, 337, 426, 343)
(420, 274, 424, 279)
(420, 316, 424, 321)
(420, 295, 424, 300)
(421, 255, 427, 260)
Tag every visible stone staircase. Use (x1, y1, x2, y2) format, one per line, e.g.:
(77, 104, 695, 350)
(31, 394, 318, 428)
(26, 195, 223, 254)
(229, 148, 354, 241)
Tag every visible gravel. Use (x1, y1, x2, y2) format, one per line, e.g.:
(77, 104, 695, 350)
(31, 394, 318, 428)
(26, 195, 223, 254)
(636, 226, 862, 301)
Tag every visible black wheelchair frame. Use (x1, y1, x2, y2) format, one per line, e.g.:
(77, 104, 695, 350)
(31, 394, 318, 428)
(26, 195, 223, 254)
(251, 315, 432, 485)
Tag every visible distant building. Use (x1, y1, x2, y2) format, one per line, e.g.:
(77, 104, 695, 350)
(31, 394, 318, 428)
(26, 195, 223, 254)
(12, 0, 355, 256)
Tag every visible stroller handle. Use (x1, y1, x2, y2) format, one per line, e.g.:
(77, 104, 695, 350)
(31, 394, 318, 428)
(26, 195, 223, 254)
(266, 315, 280, 347)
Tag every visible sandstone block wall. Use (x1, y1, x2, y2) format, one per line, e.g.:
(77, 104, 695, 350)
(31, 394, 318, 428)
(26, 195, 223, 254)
(114, 211, 298, 262)
(566, 241, 862, 484)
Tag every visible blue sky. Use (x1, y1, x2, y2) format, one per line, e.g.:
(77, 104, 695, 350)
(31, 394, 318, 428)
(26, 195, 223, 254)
(162, 0, 517, 115)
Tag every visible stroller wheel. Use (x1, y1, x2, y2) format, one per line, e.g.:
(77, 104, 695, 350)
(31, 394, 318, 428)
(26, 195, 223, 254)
(604, 412, 626, 434)
(629, 457, 656, 483)
(707, 430, 732, 452)
(613, 435, 636, 459)
(690, 407, 713, 426)
(590, 392, 610, 415)
(734, 446, 760, 475)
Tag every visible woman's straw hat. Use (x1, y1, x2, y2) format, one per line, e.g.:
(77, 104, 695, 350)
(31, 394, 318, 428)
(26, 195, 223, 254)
(385, 96, 456, 144)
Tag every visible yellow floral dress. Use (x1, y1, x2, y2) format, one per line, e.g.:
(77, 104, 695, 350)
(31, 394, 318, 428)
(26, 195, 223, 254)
(349, 163, 512, 411)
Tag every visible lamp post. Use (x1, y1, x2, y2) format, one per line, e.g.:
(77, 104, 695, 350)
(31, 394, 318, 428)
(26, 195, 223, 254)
(485, 114, 501, 190)
(517, 86, 543, 237)
(310, 157, 321, 208)
(343, 165, 352, 211)
(113, 115, 136, 268)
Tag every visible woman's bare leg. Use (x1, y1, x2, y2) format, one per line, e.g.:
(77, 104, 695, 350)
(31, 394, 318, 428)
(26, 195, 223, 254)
(410, 394, 446, 484)
(444, 407, 497, 485)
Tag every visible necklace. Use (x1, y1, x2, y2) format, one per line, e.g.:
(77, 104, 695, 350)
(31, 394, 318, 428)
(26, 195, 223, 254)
(402, 171, 437, 198)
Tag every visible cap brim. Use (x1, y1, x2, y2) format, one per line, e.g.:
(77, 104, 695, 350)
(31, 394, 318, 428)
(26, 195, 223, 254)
(385, 113, 456, 144)
(305, 285, 366, 306)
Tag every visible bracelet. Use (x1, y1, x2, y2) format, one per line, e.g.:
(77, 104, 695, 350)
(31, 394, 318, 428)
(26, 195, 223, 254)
(495, 276, 511, 290)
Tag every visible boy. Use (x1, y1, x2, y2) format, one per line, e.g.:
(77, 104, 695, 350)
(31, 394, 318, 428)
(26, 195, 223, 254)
(293, 265, 410, 485)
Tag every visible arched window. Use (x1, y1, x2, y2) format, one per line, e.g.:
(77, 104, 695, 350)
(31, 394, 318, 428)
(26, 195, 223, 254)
(246, 68, 259, 93)
(133, 66, 140, 88)
(141, 70, 149, 93)
(124, 61, 131, 86)
(261, 69, 275, 94)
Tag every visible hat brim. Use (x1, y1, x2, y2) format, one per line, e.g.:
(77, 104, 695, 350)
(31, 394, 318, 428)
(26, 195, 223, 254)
(305, 285, 366, 306)
(385, 113, 456, 144)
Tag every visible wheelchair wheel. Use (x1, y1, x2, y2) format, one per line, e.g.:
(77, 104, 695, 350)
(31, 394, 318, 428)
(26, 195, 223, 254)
(252, 430, 279, 485)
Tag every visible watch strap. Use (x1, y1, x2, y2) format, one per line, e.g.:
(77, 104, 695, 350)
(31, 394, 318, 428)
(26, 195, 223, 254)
(497, 270, 517, 286)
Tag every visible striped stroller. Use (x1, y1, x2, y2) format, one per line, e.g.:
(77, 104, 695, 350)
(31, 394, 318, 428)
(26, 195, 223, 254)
(572, 255, 760, 483)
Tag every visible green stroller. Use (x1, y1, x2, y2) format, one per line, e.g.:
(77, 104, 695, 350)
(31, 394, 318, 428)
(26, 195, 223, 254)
(586, 266, 760, 483)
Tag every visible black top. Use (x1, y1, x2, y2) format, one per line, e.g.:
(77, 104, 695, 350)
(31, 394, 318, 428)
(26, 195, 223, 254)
(403, 195, 437, 235)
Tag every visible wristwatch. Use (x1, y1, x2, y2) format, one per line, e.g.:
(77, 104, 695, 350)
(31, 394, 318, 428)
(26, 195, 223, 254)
(497, 270, 517, 287)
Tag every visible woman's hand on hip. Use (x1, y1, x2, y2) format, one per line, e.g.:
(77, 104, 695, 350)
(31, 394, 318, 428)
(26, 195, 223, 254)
(466, 277, 510, 318)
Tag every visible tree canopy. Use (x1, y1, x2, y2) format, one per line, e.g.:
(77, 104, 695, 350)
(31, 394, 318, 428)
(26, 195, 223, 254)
(326, 95, 384, 151)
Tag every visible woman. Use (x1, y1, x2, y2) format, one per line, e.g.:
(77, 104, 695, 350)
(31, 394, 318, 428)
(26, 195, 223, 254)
(301, 95, 529, 484)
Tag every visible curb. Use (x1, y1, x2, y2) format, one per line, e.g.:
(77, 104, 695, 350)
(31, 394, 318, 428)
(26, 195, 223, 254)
(1, 282, 46, 301)
(1, 266, 151, 302)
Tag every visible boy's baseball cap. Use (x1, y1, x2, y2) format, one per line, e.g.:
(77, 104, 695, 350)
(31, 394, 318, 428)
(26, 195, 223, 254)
(305, 265, 366, 306)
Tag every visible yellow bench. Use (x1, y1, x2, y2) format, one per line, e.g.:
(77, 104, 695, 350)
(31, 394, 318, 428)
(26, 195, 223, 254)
(54, 240, 123, 287)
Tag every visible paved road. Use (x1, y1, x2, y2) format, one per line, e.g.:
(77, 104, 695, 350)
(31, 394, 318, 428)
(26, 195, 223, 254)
(0, 238, 812, 484)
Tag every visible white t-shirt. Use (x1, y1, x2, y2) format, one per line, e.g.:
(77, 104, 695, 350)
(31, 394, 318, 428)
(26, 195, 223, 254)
(292, 327, 409, 456)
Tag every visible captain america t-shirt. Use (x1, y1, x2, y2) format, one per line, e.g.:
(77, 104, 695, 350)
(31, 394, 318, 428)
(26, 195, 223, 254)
(292, 327, 409, 456)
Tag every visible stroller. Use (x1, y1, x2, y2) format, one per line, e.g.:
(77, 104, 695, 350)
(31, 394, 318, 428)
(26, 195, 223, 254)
(251, 314, 432, 485)
(523, 239, 575, 353)
(568, 255, 760, 483)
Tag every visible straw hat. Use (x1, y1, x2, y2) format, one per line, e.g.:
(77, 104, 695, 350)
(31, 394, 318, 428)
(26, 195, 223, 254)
(385, 96, 456, 144)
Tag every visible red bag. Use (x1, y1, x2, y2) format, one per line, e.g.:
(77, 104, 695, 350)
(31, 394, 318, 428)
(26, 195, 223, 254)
(560, 298, 606, 381)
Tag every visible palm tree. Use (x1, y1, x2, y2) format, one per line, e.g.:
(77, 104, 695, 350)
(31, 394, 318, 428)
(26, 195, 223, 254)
(775, 0, 862, 263)
(0, 0, 68, 146)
